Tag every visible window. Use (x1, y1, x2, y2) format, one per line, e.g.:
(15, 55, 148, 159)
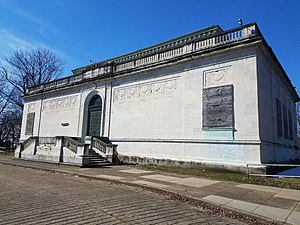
(25, 113, 35, 135)
(276, 98, 283, 137)
(288, 110, 293, 140)
(283, 105, 289, 138)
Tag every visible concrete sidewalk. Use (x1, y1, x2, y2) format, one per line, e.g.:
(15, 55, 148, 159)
(0, 157, 299, 225)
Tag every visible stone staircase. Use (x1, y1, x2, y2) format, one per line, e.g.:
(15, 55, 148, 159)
(17, 136, 117, 167)
(87, 148, 111, 167)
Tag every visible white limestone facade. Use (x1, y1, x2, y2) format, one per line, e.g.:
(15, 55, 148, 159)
(16, 23, 299, 172)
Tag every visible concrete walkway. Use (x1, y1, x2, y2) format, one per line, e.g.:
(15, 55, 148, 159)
(0, 157, 299, 225)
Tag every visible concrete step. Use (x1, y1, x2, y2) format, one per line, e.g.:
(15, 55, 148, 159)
(89, 160, 106, 164)
(89, 155, 105, 159)
(87, 162, 112, 167)
(88, 149, 108, 166)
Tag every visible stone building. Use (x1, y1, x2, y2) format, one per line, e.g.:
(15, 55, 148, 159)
(15, 22, 299, 172)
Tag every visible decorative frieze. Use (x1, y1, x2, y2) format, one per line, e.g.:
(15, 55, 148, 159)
(204, 67, 230, 88)
(114, 78, 178, 102)
(42, 95, 78, 111)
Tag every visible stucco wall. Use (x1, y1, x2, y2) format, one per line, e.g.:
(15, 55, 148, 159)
(20, 98, 42, 141)
(116, 142, 261, 165)
(111, 48, 259, 140)
(39, 93, 81, 137)
(20, 45, 262, 166)
(109, 47, 261, 165)
(256, 48, 298, 163)
(20, 44, 300, 166)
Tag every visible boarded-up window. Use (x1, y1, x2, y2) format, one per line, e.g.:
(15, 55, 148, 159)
(25, 112, 35, 135)
(202, 85, 233, 129)
(283, 105, 289, 138)
(276, 98, 282, 137)
(288, 110, 293, 140)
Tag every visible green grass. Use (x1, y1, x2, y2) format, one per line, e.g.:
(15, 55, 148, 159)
(136, 164, 300, 190)
(0, 151, 14, 158)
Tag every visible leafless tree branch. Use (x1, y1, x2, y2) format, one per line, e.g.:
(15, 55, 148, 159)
(0, 47, 64, 148)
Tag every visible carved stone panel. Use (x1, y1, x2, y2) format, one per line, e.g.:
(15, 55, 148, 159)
(113, 78, 178, 103)
(25, 112, 35, 135)
(202, 85, 233, 128)
(204, 67, 230, 88)
(42, 95, 78, 111)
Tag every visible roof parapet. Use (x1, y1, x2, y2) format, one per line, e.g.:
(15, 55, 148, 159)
(26, 23, 259, 96)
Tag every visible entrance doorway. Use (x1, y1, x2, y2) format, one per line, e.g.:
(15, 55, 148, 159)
(86, 95, 102, 136)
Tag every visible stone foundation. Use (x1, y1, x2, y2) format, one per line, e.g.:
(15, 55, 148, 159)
(117, 154, 266, 174)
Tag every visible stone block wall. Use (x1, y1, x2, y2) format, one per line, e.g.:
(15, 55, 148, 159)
(109, 46, 261, 166)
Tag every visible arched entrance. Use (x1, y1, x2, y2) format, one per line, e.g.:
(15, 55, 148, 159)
(86, 95, 102, 136)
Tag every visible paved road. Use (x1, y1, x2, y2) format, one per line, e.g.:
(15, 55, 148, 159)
(0, 164, 246, 225)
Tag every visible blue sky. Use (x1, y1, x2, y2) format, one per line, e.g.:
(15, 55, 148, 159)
(0, 0, 299, 93)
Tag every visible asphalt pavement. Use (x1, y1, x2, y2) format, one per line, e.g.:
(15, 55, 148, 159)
(0, 157, 299, 225)
(0, 162, 247, 225)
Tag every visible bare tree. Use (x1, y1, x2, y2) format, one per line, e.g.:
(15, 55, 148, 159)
(0, 110, 22, 149)
(0, 47, 64, 109)
(0, 47, 64, 148)
(0, 88, 9, 115)
(297, 102, 300, 147)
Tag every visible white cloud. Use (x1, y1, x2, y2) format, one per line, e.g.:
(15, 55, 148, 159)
(0, 0, 54, 33)
(0, 29, 37, 53)
(0, 0, 86, 74)
(0, 28, 69, 74)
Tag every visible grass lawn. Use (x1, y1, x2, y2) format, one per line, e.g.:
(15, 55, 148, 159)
(0, 151, 14, 158)
(137, 164, 300, 190)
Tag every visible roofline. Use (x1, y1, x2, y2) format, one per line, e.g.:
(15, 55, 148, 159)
(23, 40, 259, 99)
(71, 25, 223, 75)
(25, 22, 299, 101)
(256, 26, 299, 101)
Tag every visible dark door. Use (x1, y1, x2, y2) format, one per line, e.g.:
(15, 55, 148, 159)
(87, 95, 102, 136)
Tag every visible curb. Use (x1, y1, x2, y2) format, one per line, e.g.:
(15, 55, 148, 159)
(0, 160, 283, 225)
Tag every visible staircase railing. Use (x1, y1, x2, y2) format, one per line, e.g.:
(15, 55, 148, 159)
(38, 137, 56, 145)
(91, 136, 118, 162)
(91, 137, 106, 154)
(18, 136, 38, 157)
(22, 136, 38, 150)
(61, 136, 86, 154)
